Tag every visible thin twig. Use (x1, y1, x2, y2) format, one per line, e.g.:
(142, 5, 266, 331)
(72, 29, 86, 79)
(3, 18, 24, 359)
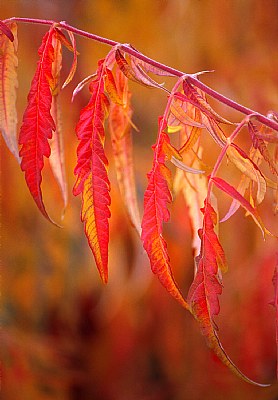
(3, 17, 278, 132)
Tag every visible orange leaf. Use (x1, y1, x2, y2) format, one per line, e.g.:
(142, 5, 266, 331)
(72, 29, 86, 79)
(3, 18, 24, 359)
(227, 144, 267, 205)
(173, 150, 207, 259)
(173, 100, 203, 155)
(104, 67, 124, 105)
(141, 117, 188, 308)
(169, 96, 204, 130)
(73, 60, 110, 283)
(187, 200, 269, 386)
(0, 22, 19, 162)
(108, 68, 141, 234)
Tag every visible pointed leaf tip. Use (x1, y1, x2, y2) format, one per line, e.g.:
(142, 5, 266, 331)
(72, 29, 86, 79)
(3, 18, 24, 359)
(171, 156, 205, 174)
(19, 28, 57, 223)
(73, 61, 111, 283)
(141, 122, 188, 309)
(187, 200, 269, 386)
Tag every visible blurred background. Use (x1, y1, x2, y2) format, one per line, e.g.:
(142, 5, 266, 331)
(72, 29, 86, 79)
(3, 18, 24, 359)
(1, 1, 278, 399)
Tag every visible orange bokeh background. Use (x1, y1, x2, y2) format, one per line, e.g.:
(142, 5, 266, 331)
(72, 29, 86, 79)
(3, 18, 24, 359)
(1, 1, 278, 399)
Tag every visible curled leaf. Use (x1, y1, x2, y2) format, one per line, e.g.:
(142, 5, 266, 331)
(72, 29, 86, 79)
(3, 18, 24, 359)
(169, 97, 204, 129)
(61, 30, 78, 89)
(171, 156, 205, 174)
(115, 49, 166, 90)
(0, 22, 19, 162)
(0, 20, 14, 42)
(71, 73, 97, 102)
(220, 173, 251, 222)
(183, 80, 232, 125)
(54, 28, 74, 52)
(129, 52, 175, 76)
(49, 33, 68, 210)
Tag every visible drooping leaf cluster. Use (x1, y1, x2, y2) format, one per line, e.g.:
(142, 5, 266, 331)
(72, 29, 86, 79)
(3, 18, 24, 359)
(1, 20, 278, 386)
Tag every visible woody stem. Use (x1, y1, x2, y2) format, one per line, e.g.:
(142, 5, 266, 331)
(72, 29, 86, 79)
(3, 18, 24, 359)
(4, 17, 278, 132)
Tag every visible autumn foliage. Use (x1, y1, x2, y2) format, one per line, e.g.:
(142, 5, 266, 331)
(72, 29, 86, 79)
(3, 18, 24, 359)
(1, 12, 278, 397)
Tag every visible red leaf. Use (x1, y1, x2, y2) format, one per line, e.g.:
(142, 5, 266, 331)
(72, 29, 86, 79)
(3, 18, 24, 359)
(219, 173, 251, 222)
(187, 200, 269, 386)
(19, 28, 56, 223)
(73, 60, 110, 283)
(211, 176, 269, 237)
(141, 117, 188, 308)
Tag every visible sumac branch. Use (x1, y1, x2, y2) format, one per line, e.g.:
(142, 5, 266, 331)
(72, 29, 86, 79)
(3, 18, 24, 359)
(1, 18, 277, 387)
